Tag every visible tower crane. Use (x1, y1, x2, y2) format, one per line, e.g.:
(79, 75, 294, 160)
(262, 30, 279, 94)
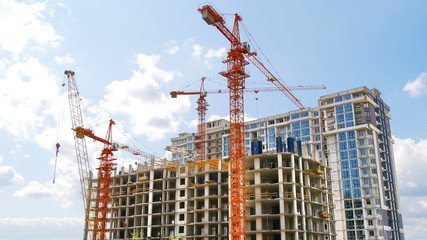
(64, 70, 96, 240)
(74, 119, 160, 240)
(198, 5, 307, 239)
(170, 77, 208, 164)
(65, 70, 159, 240)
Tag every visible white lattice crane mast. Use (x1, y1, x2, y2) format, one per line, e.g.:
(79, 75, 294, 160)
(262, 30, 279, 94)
(64, 70, 94, 240)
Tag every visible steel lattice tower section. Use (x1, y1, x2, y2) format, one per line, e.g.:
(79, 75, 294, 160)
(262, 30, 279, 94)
(219, 15, 249, 240)
(95, 120, 116, 240)
(197, 77, 208, 163)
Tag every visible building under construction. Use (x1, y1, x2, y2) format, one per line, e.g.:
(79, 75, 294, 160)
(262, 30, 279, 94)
(108, 151, 334, 240)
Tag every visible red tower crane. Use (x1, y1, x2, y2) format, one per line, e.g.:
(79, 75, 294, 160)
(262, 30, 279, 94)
(170, 77, 208, 163)
(198, 5, 305, 240)
(74, 119, 158, 240)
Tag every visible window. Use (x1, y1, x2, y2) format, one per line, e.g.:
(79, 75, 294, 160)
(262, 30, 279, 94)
(363, 169, 368, 175)
(180, 202, 185, 209)
(314, 112, 319, 117)
(348, 140, 357, 149)
(369, 149, 375, 155)
(358, 130, 364, 136)
(300, 111, 309, 117)
(367, 209, 372, 215)
(343, 180, 351, 189)
(301, 120, 309, 128)
(369, 231, 374, 237)
(340, 151, 349, 160)
(352, 179, 360, 188)
(292, 122, 300, 129)
(349, 150, 358, 159)
(291, 113, 300, 119)
(345, 200, 353, 209)
(354, 209, 363, 218)
(347, 131, 356, 139)
(342, 170, 350, 179)
(339, 142, 348, 150)
(338, 132, 347, 141)
(367, 130, 373, 135)
(335, 96, 343, 102)
(368, 220, 373, 226)
(260, 130, 265, 135)
(179, 226, 184, 233)
(337, 114, 345, 123)
(341, 161, 349, 169)
(180, 190, 185, 197)
(365, 189, 370, 195)
(314, 119, 319, 125)
(251, 124, 258, 129)
(361, 149, 366, 156)
(245, 133, 250, 138)
(350, 159, 358, 168)
(364, 179, 369, 185)
(351, 169, 359, 178)
(336, 105, 344, 114)
(362, 159, 367, 166)
(359, 140, 365, 146)
(353, 199, 362, 208)
(268, 128, 275, 135)
(179, 214, 184, 221)
(260, 122, 265, 127)
(370, 158, 376, 164)
(345, 103, 353, 112)
(371, 168, 377, 174)
(180, 178, 185, 185)
(345, 210, 354, 219)
(344, 94, 352, 100)
(315, 127, 320, 133)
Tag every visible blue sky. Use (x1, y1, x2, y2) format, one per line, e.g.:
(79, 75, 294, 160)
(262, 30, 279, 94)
(0, 0, 426, 239)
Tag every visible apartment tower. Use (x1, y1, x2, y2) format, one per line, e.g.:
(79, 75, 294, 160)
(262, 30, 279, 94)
(170, 86, 404, 240)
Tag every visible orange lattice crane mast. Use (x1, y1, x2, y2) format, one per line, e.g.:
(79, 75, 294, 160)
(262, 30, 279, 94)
(74, 119, 158, 240)
(198, 5, 305, 240)
(170, 77, 208, 163)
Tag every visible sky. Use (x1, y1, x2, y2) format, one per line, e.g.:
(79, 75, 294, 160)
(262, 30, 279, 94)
(0, 0, 426, 239)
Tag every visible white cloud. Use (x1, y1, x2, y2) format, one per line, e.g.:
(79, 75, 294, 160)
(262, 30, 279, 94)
(99, 53, 191, 141)
(14, 181, 57, 198)
(393, 136, 427, 196)
(54, 55, 74, 65)
(0, 0, 61, 54)
(192, 44, 202, 59)
(0, 156, 24, 185)
(0, 217, 83, 227)
(0, 57, 61, 139)
(403, 72, 427, 97)
(167, 45, 180, 55)
(204, 47, 226, 59)
(191, 44, 226, 69)
(393, 137, 427, 239)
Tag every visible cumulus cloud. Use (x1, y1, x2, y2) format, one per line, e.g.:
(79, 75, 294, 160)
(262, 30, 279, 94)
(167, 45, 180, 55)
(99, 53, 191, 141)
(0, 0, 62, 54)
(54, 55, 74, 65)
(14, 181, 57, 198)
(0, 57, 61, 139)
(0, 155, 24, 185)
(205, 47, 226, 59)
(393, 136, 427, 239)
(393, 136, 427, 196)
(0, 217, 83, 226)
(192, 44, 202, 58)
(403, 72, 427, 97)
(192, 44, 226, 69)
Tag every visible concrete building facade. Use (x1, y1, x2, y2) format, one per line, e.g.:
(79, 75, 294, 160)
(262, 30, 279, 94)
(168, 86, 404, 240)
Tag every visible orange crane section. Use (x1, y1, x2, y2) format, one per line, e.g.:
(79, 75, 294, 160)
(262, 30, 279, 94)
(199, 5, 307, 240)
(170, 77, 208, 163)
(199, 6, 248, 240)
